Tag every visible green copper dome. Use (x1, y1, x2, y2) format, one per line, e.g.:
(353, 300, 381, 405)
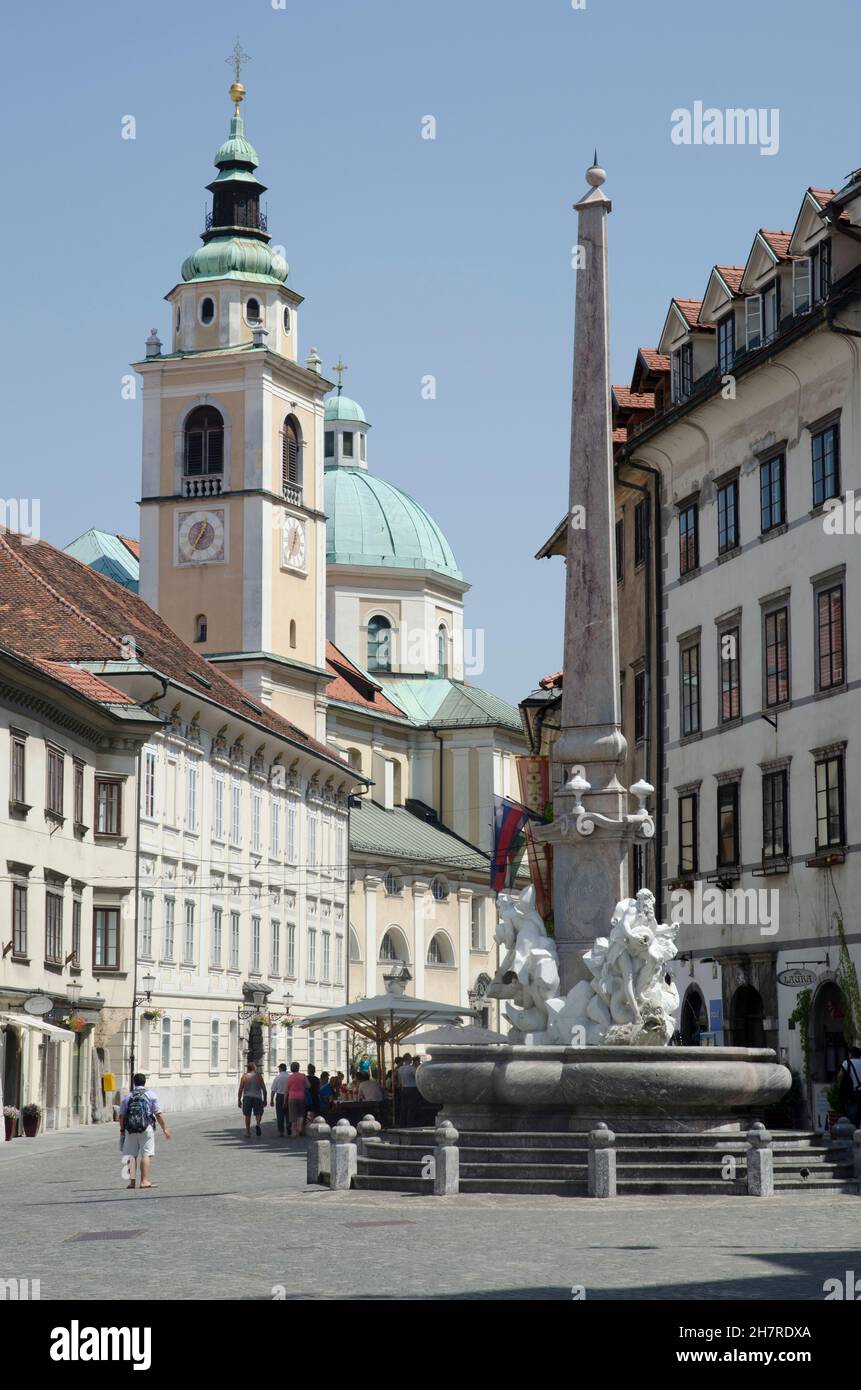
(324, 466, 462, 579)
(181, 237, 288, 283)
(324, 394, 368, 423)
(214, 114, 259, 169)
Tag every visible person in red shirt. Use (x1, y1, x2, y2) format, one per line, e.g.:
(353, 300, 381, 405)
(285, 1061, 307, 1137)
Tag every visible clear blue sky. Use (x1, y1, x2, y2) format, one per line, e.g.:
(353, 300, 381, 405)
(3, 0, 859, 703)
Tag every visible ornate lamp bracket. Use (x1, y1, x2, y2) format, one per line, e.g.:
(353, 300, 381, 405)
(558, 772, 655, 841)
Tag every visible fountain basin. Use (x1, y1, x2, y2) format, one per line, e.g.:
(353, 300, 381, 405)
(416, 1044, 792, 1133)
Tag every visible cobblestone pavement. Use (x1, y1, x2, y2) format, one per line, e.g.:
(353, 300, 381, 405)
(1, 1108, 858, 1301)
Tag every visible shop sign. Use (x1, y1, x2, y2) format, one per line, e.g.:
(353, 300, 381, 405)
(776, 968, 817, 988)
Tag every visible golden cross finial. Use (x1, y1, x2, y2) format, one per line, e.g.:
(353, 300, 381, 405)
(333, 357, 348, 392)
(226, 37, 251, 84)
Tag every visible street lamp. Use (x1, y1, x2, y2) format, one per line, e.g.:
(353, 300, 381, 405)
(135, 970, 156, 1006)
(66, 980, 83, 1007)
(252, 987, 268, 1011)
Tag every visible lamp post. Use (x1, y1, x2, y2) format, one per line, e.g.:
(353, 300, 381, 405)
(128, 970, 156, 1088)
(66, 979, 84, 1123)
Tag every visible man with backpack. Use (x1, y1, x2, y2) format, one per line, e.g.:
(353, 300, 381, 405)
(838, 1046, 861, 1127)
(119, 1073, 171, 1189)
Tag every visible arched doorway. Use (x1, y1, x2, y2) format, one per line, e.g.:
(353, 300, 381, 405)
(681, 985, 708, 1045)
(810, 980, 847, 1084)
(2, 1025, 22, 1110)
(731, 985, 765, 1047)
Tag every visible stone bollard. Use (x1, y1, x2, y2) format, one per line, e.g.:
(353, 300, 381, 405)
(832, 1116, 855, 1147)
(746, 1121, 774, 1197)
(356, 1113, 382, 1158)
(587, 1122, 616, 1198)
(433, 1121, 460, 1196)
(330, 1118, 358, 1192)
(305, 1117, 331, 1186)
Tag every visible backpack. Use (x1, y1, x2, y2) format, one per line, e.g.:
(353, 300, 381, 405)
(125, 1088, 150, 1134)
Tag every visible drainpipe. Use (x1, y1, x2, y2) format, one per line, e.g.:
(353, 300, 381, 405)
(431, 728, 445, 824)
(615, 457, 664, 914)
(128, 745, 143, 1090)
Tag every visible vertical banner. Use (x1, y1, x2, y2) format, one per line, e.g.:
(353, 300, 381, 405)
(516, 755, 553, 923)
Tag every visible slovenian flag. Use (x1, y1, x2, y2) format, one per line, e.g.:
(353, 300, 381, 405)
(490, 796, 539, 891)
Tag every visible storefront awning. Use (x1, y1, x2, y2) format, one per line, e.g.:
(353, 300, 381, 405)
(0, 1013, 74, 1042)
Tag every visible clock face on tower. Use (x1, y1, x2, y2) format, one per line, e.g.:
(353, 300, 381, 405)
(281, 515, 306, 571)
(177, 508, 226, 565)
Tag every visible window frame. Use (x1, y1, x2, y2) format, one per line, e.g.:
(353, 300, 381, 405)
(815, 582, 845, 692)
(12, 882, 28, 958)
(678, 501, 699, 576)
(759, 453, 786, 533)
(814, 754, 845, 850)
(717, 312, 735, 375)
(10, 730, 27, 807)
(46, 745, 65, 819)
(678, 792, 698, 875)
(93, 905, 121, 971)
(811, 422, 840, 510)
(95, 776, 123, 837)
(716, 782, 740, 870)
(680, 640, 701, 737)
(718, 624, 741, 724)
(763, 603, 790, 709)
(762, 768, 789, 862)
(717, 476, 739, 554)
(634, 498, 649, 568)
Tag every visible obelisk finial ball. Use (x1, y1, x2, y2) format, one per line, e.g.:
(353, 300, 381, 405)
(229, 81, 246, 105)
(586, 159, 606, 188)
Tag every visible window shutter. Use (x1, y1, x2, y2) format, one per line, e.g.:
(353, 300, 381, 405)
(745, 295, 762, 349)
(207, 429, 223, 474)
(186, 430, 204, 474)
(793, 257, 811, 315)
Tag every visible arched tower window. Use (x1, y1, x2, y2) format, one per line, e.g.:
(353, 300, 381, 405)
(194, 614, 208, 643)
(200, 297, 215, 325)
(282, 416, 303, 501)
(367, 615, 392, 673)
(437, 624, 449, 677)
(246, 297, 262, 325)
(379, 928, 409, 963)
(427, 932, 454, 966)
(184, 406, 224, 477)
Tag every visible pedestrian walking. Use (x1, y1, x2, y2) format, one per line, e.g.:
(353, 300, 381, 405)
(119, 1072, 171, 1189)
(838, 1045, 861, 1126)
(306, 1062, 321, 1120)
(238, 1061, 267, 1138)
(270, 1063, 289, 1136)
(398, 1053, 420, 1127)
(286, 1060, 307, 1136)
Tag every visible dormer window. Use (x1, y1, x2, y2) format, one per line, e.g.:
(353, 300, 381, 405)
(794, 239, 832, 315)
(716, 315, 735, 374)
(762, 280, 780, 343)
(200, 297, 215, 325)
(670, 343, 693, 403)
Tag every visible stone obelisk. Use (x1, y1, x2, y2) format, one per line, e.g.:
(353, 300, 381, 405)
(536, 159, 645, 996)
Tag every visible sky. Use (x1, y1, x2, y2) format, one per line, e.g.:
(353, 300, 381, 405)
(2, 0, 860, 703)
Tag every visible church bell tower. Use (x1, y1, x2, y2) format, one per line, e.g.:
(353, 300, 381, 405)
(136, 59, 332, 741)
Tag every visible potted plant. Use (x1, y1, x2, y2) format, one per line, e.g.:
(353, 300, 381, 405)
(279, 1015, 296, 1029)
(3, 1105, 19, 1141)
(21, 1103, 42, 1138)
(142, 1008, 162, 1023)
(62, 1012, 87, 1034)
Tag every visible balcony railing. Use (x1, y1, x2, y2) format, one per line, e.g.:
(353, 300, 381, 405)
(283, 481, 302, 506)
(183, 474, 223, 498)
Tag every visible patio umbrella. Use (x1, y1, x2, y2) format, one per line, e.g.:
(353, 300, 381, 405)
(401, 1023, 510, 1048)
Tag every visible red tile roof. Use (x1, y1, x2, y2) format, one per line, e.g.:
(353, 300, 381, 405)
(638, 348, 671, 375)
(539, 672, 563, 690)
(612, 427, 629, 445)
(760, 229, 793, 260)
(325, 640, 407, 718)
(809, 187, 838, 208)
(0, 532, 341, 766)
(118, 535, 140, 559)
(673, 298, 710, 329)
(612, 387, 655, 411)
(27, 658, 137, 705)
(715, 265, 745, 295)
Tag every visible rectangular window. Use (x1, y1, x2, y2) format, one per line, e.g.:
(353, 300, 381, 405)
(183, 902, 195, 965)
(251, 916, 261, 972)
(161, 1017, 172, 1070)
(186, 764, 198, 832)
(271, 919, 280, 975)
(45, 892, 63, 963)
(182, 1018, 192, 1071)
(324, 430, 334, 458)
(762, 279, 780, 343)
(335, 933, 344, 985)
(322, 930, 331, 982)
(717, 314, 735, 374)
(634, 498, 649, 567)
(615, 519, 624, 582)
(308, 811, 317, 868)
(680, 643, 700, 736)
(12, 883, 27, 957)
(143, 749, 156, 818)
(93, 907, 120, 970)
(211, 906, 223, 967)
(717, 783, 740, 869)
(634, 670, 647, 742)
(762, 769, 788, 861)
(717, 478, 739, 553)
(229, 1019, 239, 1072)
(335, 821, 346, 878)
(166, 758, 177, 825)
(817, 584, 845, 691)
(270, 800, 280, 858)
(71, 898, 81, 966)
(229, 911, 240, 970)
(95, 778, 122, 836)
(764, 606, 790, 707)
(745, 294, 762, 351)
(231, 780, 241, 843)
(252, 793, 262, 853)
(287, 803, 297, 862)
(678, 793, 698, 874)
(812, 424, 840, 509)
(141, 895, 154, 958)
(308, 927, 317, 980)
(814, 238, 831, 302)
(678, 502, 698, 575)
(815, 755, 845, 849)
(210, 1019, 220, 1071)
(213, 775, 224, 840)
(719, 627, 740, 722)
(793, 257, 811, 315)
(760, 454, 785, 532)
(343, 431, 354, 458)
(286, 923, 296, 977)
(46, 746, 64, 817)
(671, 342, 693, 402)
(163, 898, 175, 961)
(471, 898, 484, 951)
(73, 760, 85, 826)
(10, 732, 26, 805)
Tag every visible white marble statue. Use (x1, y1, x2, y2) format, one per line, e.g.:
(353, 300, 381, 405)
(487, 887, 679, 1047)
